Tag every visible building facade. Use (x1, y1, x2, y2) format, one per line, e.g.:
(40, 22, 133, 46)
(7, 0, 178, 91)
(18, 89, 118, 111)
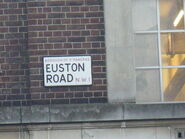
(0, 0, 185, 139)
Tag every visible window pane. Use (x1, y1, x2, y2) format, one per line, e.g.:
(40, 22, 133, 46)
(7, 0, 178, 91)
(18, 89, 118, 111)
(160, 0, 184, 30)
(135, 34, 159, 67)
(163, 68, 185, 101)
(132, 0, 157, 31)
(136, 69, 161, 103)
(161, 32, 185, 66)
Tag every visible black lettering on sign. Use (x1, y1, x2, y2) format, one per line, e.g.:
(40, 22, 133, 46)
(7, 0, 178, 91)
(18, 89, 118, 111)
(78, 63, 85, 71)
(53, 74, 59, 83)
(52, 64, 58, 72)
(67, 74, 73, 82)
(60, 74, 66, 82)
(65, 63, 70, 72)
(59, 64, 64, 72)
(71, 63, 77, 72)
(46, 75, 52, 83)
(46, 64, 51, 73)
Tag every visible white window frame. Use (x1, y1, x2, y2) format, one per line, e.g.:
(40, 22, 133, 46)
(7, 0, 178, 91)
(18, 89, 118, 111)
(135, 0, 185, 102)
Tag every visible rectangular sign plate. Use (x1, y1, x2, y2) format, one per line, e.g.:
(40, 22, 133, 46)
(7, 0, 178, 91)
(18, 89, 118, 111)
(43, 56, 92, 86)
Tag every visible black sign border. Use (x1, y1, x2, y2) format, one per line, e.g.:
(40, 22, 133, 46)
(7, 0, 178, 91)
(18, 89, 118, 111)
(43, 55, 93, 87)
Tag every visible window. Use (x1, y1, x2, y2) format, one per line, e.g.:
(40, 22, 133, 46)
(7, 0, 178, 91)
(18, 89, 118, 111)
(133, 0, 185, 102)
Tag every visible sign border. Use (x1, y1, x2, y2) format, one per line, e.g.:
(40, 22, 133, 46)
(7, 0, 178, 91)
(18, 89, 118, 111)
(43, 55, 93, 87)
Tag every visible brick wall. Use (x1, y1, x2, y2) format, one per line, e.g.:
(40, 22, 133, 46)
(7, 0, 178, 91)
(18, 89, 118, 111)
(0, 0, 29, 106)
(0, 0, 107, 106)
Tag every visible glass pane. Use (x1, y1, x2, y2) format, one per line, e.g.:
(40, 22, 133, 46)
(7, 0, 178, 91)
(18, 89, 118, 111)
(136, 69, 161, 103)
(135, 34, 159, 67)
(163, 68, 185, 101)
(132, 0, 157, 31)
(161, 32, 185, 66)
(160, 0, 184, 30)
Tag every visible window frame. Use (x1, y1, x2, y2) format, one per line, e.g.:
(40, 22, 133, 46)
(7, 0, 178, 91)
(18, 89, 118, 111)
(135, 0, 185, 103)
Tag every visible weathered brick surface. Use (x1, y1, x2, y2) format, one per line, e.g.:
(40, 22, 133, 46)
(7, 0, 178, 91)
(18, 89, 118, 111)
(0, 0, 29, 106)
(0, 0, 107, 106)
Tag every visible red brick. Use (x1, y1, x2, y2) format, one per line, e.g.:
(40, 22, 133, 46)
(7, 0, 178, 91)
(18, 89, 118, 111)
(53, 31, 62, 36)
(68, 49, 86, 54)
(43, 8, 51, 12)
(86, 24, 104, 29)
(31, 94, 40, 99)
(7, 95, 25, 100)
(0, 95, 6, 100)
(90, 18, 100, 23)
(29, 38, 47, 44)
(94, 92, 103, 97)
(71, 19, 81, 24)
(93, 73, 106, 78)
(31, 100, 50, 105)
(44, 32, 52, 37)
(29, 50, 48, 56)
(53, 19, 61, 24)
(64, 43, 72, 48)
(86, 0, 103, 5)
(71, 7, 80, 12)
(48, 25, 66, 30)
(0, 3, 7, 8)
(48, 13, 65, 18)
(28, 8, 37, 13)
(70, 98, 88, 104)
(28, 2, 45, 7)
(62, 7, 70, 12)
(44, 44, 53, 49)
(67, 25, 85, 30)
(56, 93, 65, 98)
(0, 16, 8, 20)
(91, 30, 100, 35)
(89, 98, 107, 103)
(4, 9, 22, 14)
(47, 1, 65, 6)
(18, 3, 26, 8)
(49, 50, 67, 55)
(43, 19, 52, 24)
(63, 31, 72, 36)
(86, 12, 103, 17)
(30, 88, 49, 93)
(81, 19, 89, 23)
(61, 19, 70, 24)
(46, 93, 54, 98)
(48, 37, 66, 43)
(66, 1, 84, 6)
(0, 27, 8, 33)
(68, 37, 85, 42)
(82, 43, 91, 48)
(51, 99, 69, 104)
(28, 14, 46, 19)
(66, 13, 84, 18)
(29, 63, 42, 68)
(89, 6, 99, 11)
(87, 36, 104, 42)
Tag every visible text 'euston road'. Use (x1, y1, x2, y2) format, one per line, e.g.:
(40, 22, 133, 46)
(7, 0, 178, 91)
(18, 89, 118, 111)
(46, 63, 85, 83)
